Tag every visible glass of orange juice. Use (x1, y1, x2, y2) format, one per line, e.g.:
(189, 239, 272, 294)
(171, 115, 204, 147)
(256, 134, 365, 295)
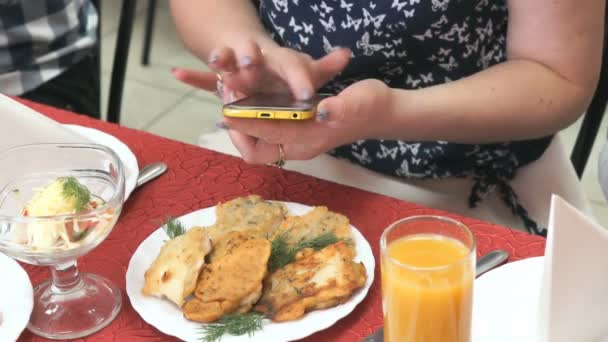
(380, 215, 476, 342)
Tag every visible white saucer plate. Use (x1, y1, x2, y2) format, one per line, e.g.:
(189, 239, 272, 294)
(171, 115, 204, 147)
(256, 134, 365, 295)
(0, 252, 33, 342)
(63, 124, 139, 199)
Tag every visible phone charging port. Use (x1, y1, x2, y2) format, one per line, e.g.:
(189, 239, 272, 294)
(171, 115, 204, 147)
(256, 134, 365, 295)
(259, 112, 272, 118)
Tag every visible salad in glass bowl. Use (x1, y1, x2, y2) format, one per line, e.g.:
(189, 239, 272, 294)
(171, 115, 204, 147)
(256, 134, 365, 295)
(10, 176, 117, 253)
(0, 143, 125, 340)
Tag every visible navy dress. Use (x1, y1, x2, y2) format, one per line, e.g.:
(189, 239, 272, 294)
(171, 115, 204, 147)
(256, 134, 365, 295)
(257, 0, 552, 235)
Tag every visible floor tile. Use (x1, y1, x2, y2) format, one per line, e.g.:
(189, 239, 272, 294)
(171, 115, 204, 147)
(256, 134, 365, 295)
(100, 73, 109, 121)
(591, 201, 608, 227)
(99, 0, 147, 37)
(145, 96, 222, 145)
(101, 5, 206, 95)
(101, 71, 186, 129)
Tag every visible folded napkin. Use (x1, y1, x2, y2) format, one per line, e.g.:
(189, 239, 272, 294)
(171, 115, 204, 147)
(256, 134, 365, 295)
(539, 195, 608, 342)
(0, 93, 87, 150)
(0, 94, 96, 185)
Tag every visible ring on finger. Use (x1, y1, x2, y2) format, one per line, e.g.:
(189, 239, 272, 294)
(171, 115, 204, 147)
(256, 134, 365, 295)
(271, 144, 286, 169)
(215, 73, 224, 96)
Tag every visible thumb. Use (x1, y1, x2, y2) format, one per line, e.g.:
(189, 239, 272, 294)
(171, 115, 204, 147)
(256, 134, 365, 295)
(312, 47, 351, 87)
(314, 93, 349, 124)
(315, 80, 380, 124)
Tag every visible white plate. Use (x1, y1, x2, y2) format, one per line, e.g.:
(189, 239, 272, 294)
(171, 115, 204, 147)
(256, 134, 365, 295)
(63, 125, 139, 200)
(126, 202, 375, 342)
(0, 252, 33, 342)
(472, 256, 544, 342)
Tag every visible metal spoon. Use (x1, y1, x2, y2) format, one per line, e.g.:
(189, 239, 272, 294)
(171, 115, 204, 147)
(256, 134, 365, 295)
(135, 162, 167, 189)
(362, 249, 510, 342)
(476, 249, 509, 277)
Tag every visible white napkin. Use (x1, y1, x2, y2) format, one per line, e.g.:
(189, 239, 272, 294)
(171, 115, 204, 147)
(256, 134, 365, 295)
(0, 93, 96, 184)
(539, 195, 608, 342)
(0, 93, 88, 150)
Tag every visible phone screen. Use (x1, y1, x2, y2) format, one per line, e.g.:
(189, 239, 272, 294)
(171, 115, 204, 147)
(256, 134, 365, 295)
(226, 93, 328, 110)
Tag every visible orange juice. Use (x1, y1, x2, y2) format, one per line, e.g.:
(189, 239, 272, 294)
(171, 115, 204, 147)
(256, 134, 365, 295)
(381, 234, 474, 342)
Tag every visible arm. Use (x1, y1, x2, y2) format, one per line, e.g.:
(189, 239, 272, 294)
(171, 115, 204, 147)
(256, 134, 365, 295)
(385, 0, 605, 143)
(169, 0, 277, 61)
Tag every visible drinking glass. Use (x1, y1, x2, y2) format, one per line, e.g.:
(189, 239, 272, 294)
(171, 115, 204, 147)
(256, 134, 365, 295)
(0, 143, 125, 339)
(380, 215, 476, 342)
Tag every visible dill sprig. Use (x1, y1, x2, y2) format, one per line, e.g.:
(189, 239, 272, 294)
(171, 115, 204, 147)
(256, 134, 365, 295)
(268, 231, 340, 273)
(61, 176, 91, 212)
(163, 216, 185, 239)
(199, 312, 264, 342)
(268, 231, 292, 273)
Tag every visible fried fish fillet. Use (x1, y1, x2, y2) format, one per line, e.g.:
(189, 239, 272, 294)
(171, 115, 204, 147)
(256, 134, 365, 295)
(273, 206, 352, 248)
(255, 241, 367, 322)
(206, 195, 287, 242)
(183, 236, 271, 322)
(208, 230, 257, 263)
(142, 227, 212, 307)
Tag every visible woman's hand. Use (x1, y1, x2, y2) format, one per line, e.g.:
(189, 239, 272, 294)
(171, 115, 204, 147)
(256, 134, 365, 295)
(173, 41, 359, 164)
(172, 69, 396, 164)
(173, 41, 351, 102)
(222, 79, 396, 164)
(208, 42, 351, 101)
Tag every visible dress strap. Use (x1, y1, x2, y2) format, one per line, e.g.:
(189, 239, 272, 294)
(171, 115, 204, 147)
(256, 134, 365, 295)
(469, 166, 548, 236)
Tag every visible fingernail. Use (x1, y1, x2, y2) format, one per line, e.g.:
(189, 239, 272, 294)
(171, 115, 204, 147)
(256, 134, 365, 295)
(316, 109, 329, 122)
(170, 67, 177, 73)
(331, 46, 346, 51)
(215, 122, 229, 130)
(208, 55, 219, 64)
(299, 90, 312, 100)
(240, 56, 252, 66)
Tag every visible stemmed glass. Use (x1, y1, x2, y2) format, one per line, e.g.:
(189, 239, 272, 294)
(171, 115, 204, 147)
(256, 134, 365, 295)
(0, 143, 125, 339)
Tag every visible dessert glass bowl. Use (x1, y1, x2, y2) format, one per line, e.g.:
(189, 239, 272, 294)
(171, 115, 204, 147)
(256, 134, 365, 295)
(0, 143, 125, 339)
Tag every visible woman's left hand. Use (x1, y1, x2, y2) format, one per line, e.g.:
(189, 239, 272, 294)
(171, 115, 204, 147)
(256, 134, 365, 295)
(222, 79, 395, 164)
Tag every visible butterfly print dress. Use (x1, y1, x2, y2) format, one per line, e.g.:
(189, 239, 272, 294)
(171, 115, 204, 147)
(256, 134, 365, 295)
(257, 0, 553, 235)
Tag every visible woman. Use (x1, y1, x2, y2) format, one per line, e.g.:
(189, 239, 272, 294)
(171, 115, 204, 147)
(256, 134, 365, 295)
(169, 0, 604, 235)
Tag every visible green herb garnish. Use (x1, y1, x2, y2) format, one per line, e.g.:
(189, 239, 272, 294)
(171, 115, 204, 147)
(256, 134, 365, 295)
(73, 229, 90, 241)
(61, 176, 91, 212)
(199, 312, 264, 342)
(268, 231, 341, 273)
(267, 231, 291, 272)
(163, 216, 185, 239)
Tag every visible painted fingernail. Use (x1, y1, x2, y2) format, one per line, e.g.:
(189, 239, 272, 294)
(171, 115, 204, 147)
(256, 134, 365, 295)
(299, 90, 312, 100)
(240, 56, 252, 66)
(170, 67, 177, 73)
(215, 122, 229, 130)
(208, 55, 219, 64)
(316, 109, 329, 122)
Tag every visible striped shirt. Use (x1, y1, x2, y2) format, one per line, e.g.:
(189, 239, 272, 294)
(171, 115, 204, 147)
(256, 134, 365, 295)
(0, 0, 97, 95)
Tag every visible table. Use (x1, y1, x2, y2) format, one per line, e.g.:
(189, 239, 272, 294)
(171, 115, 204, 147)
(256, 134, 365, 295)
(16, 99, 546, 341)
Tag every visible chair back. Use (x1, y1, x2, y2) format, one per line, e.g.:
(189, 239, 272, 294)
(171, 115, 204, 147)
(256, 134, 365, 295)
(570, 7, 608, 177)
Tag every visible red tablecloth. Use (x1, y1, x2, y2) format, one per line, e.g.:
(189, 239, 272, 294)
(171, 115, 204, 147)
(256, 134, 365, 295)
(15, 99, 546, 342)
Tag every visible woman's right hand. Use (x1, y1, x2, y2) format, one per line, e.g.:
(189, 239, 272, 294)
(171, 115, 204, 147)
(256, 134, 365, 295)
(173, 40, 351, 102)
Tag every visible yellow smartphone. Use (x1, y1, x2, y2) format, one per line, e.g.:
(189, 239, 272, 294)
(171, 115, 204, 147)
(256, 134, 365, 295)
(223, 93, 329, 120)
